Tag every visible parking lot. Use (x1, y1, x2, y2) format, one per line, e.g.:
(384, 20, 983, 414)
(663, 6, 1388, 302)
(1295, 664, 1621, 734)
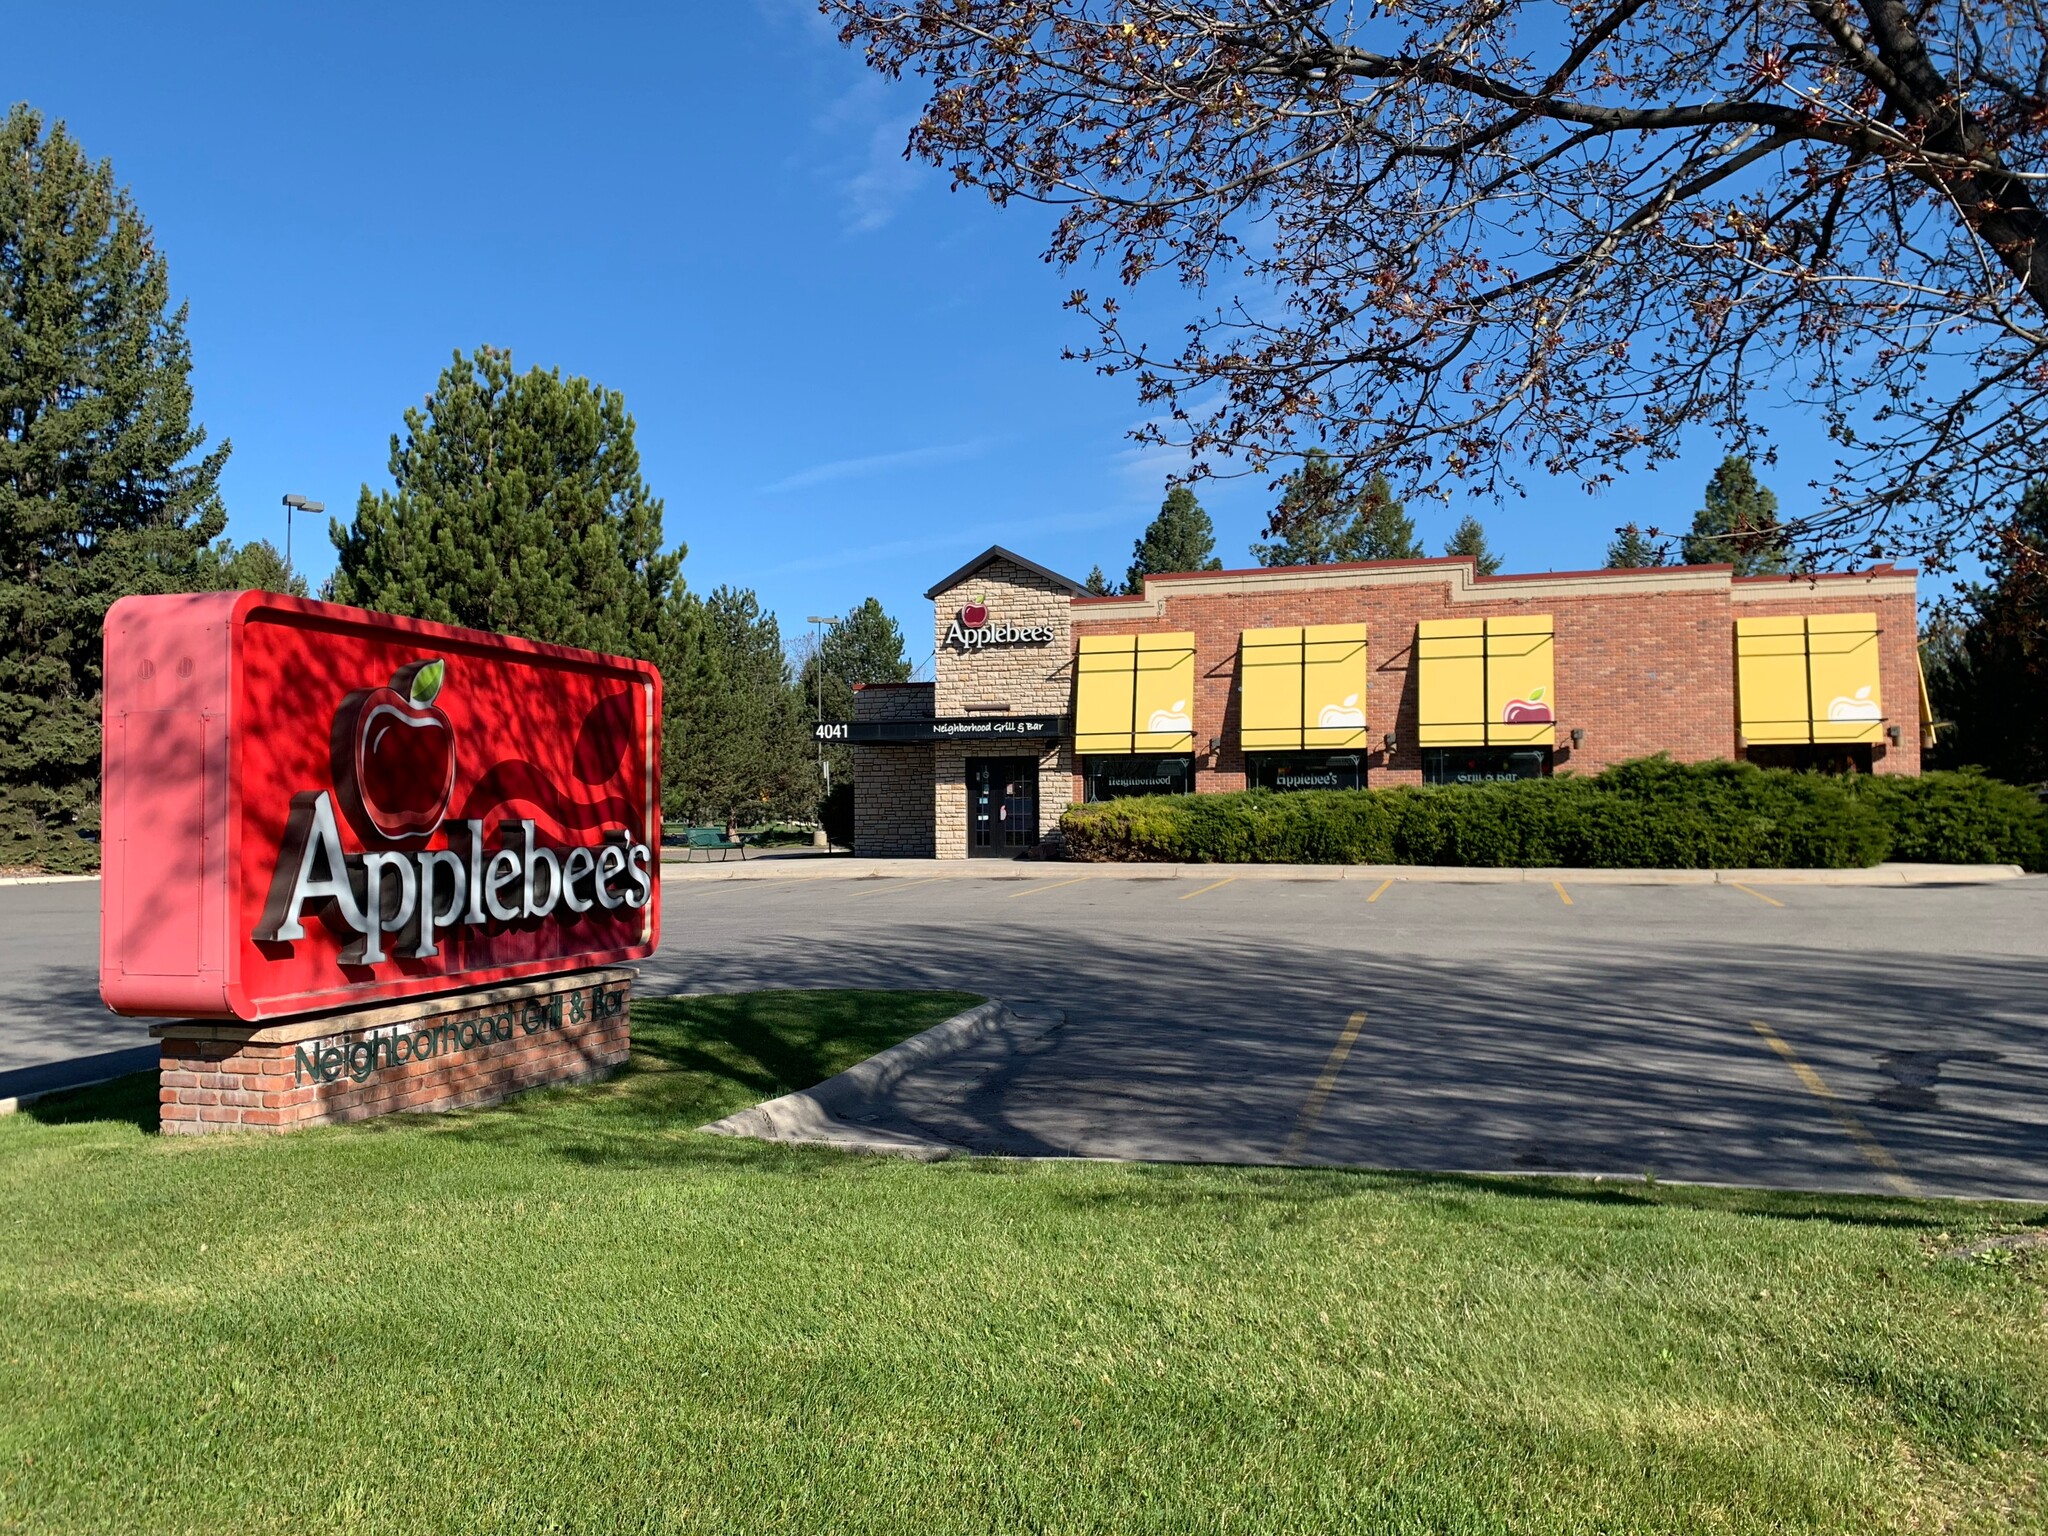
(7, 869, 2046, 1198)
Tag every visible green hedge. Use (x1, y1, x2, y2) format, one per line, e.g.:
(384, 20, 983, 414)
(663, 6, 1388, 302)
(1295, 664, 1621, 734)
(1060, 758, 2047, 870)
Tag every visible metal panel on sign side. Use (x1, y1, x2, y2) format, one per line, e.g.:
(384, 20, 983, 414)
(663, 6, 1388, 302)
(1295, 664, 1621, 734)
(1736, 615, 1814, 744)
(1132, 632, 1197, 752)
(1485, 615, 1555, 748)
(1075, 634, 1139, 754)
(1416, 618, 1486, 747)
(1805, 612, 1883, 744)
(1301, 623, 1369, 748)
(1239, 627, 1305, 750)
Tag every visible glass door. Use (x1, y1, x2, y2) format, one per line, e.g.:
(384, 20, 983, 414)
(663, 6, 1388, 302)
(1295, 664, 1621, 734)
(967, 757, 1037, 857)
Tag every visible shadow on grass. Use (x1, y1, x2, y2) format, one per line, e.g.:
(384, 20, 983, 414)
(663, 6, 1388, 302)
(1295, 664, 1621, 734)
(18, 1071, 157, 1134)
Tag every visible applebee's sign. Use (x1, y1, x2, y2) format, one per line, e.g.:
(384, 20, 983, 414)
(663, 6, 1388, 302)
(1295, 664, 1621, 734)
(100, 592, 661, 1022)
(943, 600, 1056, 652)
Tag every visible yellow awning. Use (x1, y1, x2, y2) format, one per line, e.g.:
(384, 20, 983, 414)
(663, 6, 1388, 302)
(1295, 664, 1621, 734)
(1239, 624, 1369, 750)
(1735, 613, 1883, 745)
(1917, 649, 1937, 746)
(1415, 615, 1556, 747)
(1075, 632, 1197, 754)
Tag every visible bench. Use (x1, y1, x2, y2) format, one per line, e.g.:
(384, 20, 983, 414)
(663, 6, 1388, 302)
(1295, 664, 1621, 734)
(677, 827, 758, 861)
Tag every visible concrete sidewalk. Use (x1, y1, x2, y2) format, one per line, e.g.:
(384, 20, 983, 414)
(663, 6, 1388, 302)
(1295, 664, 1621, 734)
(662, 854, 2032, 886)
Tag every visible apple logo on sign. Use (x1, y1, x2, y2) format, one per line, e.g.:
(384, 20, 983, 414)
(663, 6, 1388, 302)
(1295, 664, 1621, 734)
(332, 659, 458, 843)
(960, 602, 989, 628)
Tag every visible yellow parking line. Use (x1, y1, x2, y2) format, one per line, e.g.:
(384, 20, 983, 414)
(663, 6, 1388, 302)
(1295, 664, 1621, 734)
(1283, 1011, 1369, 1160)
(1366, 878, 1394, 903)
(1179, 876, 1236, 901)
(1748, 1020, 1917, 1196)
(1730, 881, 1785, 908)
(1005, 876, 1090, 900)
(1552, 880, 1573, 906)
(850, 875, 948, 895)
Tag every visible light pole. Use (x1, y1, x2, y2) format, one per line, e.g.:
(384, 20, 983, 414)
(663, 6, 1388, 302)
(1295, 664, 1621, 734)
(281, 494, 323, 577)
(807, 615, 831, 794)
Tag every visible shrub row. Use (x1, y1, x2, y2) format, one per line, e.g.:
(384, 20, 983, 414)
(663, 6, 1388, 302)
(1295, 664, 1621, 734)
(1059, 758, 2047, 871)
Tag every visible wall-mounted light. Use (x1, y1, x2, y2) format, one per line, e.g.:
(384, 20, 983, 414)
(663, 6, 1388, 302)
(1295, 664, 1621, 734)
(1207, 736, 1223, 755)
(1570, 728, 1585, 748)
(1886, 724, 1902, 745)
(1382, 732, 1397, 754)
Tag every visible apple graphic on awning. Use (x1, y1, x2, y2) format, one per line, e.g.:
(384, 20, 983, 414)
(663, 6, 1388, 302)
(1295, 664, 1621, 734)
(1501, 687, 1553, 724)
(960, 601, 989, 628)
(338, 658, 458, 841)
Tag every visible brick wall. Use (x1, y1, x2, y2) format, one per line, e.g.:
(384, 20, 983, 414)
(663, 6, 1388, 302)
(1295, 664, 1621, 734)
(1069, 559, 1921, 792)
(154, 968, 633, 1134)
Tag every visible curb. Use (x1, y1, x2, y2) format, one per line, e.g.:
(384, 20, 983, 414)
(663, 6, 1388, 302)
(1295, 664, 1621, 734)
(700, 998, 1045, 1159)
(662, 860, 2031, 887)
(0, 873, 99, 888)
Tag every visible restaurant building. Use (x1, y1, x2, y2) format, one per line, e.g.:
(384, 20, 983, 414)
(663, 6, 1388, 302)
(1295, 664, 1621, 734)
(841, 546, 1927, 859)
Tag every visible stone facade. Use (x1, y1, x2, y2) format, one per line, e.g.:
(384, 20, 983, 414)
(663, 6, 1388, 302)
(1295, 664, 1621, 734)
(930, 556, 1081, 857)
(852, 682, 936, 857)
(154, 967, 633, 1134)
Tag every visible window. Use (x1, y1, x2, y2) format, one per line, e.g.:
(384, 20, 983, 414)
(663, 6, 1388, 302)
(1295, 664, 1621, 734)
(1083, 755, 1194, 801)
(1423, 747, 1551, 785)
(1743, 745, 1875, 775)
(1735, 613, 1884, 746)
(1415, 615, 1556, 747)
(1239, 625, 1369, 750)
(1075, 632, 1198, 754)
(1246, 752, 1366, 792)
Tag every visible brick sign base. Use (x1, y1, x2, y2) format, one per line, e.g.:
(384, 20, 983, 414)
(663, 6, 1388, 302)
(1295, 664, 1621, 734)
(153, 967, 634, 1135)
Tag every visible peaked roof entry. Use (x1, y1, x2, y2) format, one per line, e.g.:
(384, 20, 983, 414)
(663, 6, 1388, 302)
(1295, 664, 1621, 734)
(924, 545, 1089, 600)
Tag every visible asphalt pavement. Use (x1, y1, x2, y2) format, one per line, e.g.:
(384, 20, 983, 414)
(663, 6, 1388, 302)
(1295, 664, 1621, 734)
(7, 871, 2046, 1199)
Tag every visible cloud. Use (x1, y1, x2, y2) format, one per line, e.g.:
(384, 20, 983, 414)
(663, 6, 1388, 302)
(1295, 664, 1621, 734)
(759, 438, 991, 495)
(843, 113, 924, 234)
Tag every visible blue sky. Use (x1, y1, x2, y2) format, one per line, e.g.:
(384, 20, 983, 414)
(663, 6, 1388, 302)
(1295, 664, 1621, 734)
(7, 0, 1893, 677)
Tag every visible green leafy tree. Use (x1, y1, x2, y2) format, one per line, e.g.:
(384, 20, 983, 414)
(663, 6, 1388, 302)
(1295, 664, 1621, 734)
(1083, 564, 1113, 595)
(0, 105, 228, 871)
(1124, 484, 1222, 594)
(1444, 514, 1503, 576)
(1252, 455, 1419, 566)
(666, 587, 818, 828)
(194, 538, 307, 596)
(1605, 525, 1667, 569)
(1682, 456, 1788, 576)
(1932, 484, 2048, 783)
(331, 345, 683, 660)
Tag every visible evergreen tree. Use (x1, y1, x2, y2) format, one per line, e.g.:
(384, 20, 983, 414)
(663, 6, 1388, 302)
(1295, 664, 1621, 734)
(1605, 525, 1668, 569)
(665, 587, 818, 828)
(0, 106, 228, 872)
(1083, 565, 1113, 596)
(1682, 455, 1788, 575)
(797, 597, 913, 800)
(1444, 514, 1503, 576)
(1934, 483, 2048, 783)
(195, 538, 307, 596)
(331, 345, 683, 661)
(1124, 484, 1223, 594)
(1250, 454, 1418, 567)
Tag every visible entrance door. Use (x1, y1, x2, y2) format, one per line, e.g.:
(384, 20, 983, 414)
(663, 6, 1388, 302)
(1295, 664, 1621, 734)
(967, 756, 1038, 857)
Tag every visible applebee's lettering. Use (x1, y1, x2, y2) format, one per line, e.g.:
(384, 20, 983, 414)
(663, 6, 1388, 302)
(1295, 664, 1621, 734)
(943, 601, 1055, 653)
(255, 790, 653, 965)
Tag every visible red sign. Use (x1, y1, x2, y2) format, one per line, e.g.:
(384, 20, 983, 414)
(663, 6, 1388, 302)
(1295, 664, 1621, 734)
(100, 592, 661, 1022)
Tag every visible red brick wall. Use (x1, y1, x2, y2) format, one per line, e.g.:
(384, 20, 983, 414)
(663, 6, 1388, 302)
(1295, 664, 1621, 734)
(1067, 562, 1920, 793)
(156, 969, 632, 1134)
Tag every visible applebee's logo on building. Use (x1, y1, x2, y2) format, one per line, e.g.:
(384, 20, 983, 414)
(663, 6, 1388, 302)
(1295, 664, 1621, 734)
(256, 658, 653, 967)
(944, 599, 1056, 652)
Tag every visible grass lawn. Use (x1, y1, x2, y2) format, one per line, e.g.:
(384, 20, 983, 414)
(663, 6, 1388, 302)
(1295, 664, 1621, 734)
(2, 988, 2044, 1534)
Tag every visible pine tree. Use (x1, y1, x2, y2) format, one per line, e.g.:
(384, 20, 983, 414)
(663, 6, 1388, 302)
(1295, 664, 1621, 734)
(1083, 565, 1113, 596)
(0, 106, 228, 871)
(331, 346, 684, 661)
(1936, 483, 2048, 783)
(1124, 484, 1223, 594)
(1682, 455, 1788, 575)
(195, 538, 307, 596)
(1254, 455, 1420, 565)
(797, 597, 913, 803)
(665, 587, 819, 828)
(1605, 525, 1667, 569)
(1444, 514, 1503, 576)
